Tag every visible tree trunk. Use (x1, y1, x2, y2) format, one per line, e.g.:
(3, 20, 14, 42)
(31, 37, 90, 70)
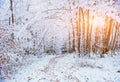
(75, 8, 80, 55)
(68, 31, 71, 52)
(10, 0, 14, 26)
(89, 16, 94, 53)
(112, 22, 119, 51)
(79, 7, 86, 55)
(70, 18, 75, 52)
(85, 9, 90, 54)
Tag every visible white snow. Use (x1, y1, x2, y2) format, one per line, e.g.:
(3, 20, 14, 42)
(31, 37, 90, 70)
(2, 54, 120, 82)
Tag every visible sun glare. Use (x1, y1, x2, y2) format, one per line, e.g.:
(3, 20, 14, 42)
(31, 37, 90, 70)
(93, 16, 105, 28)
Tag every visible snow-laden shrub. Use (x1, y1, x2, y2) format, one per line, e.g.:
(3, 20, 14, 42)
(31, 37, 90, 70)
(76, 58, 103, 69)
(0, 25, 22, 78)
(0, 25, 15, 53)
(0, 53, 22, 79)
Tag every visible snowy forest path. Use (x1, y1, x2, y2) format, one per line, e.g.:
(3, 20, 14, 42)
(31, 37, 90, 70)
(4, 55, 120, 82)
(36, 55, 80, 82)
(41, 55, 65, 73)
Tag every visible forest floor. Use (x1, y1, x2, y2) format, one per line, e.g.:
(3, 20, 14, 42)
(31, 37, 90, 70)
(1, 54, 120, 82)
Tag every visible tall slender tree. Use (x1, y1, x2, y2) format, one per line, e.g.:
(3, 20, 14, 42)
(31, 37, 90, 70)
(9, 0, 14, 26)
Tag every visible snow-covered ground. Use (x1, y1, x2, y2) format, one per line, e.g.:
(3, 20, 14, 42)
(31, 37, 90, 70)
(0, 0, 120, 82)
(1, 54, 120, 82)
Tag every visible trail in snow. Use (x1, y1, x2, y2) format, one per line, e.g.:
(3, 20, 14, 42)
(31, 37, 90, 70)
(41, 55, 64, 73)
(3, 54, 120, 82)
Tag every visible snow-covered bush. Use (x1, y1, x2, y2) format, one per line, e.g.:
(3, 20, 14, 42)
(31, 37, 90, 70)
(0, 25, 18, 51)
(0, 25, 22, 78)
(0, 53, 23, 79)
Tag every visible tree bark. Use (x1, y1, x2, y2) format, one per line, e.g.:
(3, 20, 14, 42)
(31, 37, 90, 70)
(10, 0, 14, 26)
(79, 7, 86, 55)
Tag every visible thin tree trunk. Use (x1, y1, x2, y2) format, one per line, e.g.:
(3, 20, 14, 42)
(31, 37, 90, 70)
(75, 8, 80, 55)
(78, 8, 81, 54)
(70, 18, 75, 52)
(112, 22, 119, 51)
(79, 7, 85, 55)
(106, 18, 113, 50)
(89, 16, 94, 53)
(10, 0, 14, 26)
(109, 20, 115, 50)
(102, 16, 109, 54)
(68, 31, 71, 52)
(85, 9, 90, 54)
(9, 17, 11, 25)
